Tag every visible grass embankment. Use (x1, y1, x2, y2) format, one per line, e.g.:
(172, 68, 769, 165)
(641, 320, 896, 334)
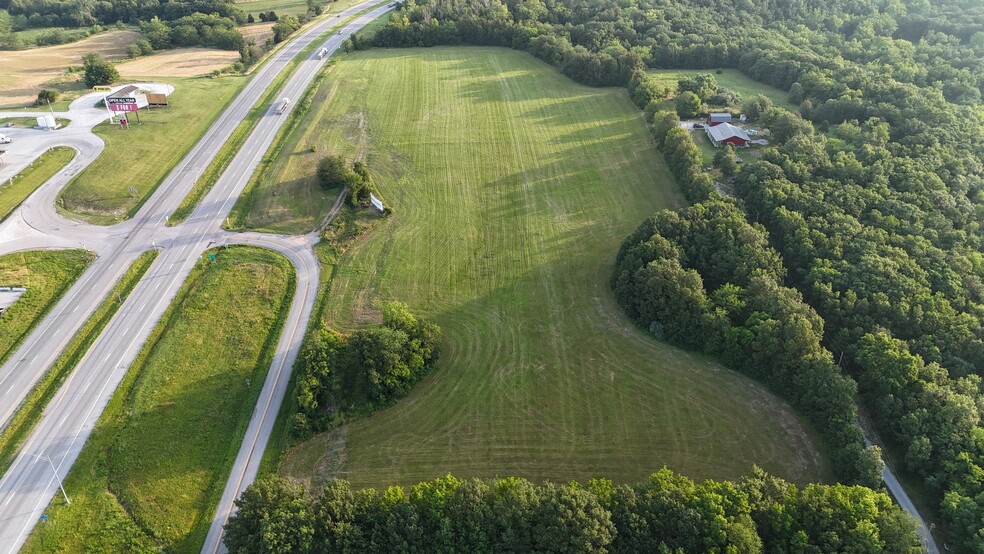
(236, 0, 311, 17)
(647, 68, 795, 109)
(170, 0, 384, 226)
(269, 47, 830, 490)
(0, 250, 93, 367)
(56, 75, 246, 225)
(0, 117, 70, 128)
(0, 250, 157, 478)
(0, 147, 75, 221)
(23, 246, 295, 553)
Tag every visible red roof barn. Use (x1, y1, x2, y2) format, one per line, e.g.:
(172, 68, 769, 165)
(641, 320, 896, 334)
(706, 123, 750, 147)
(707, 113, 733, 126)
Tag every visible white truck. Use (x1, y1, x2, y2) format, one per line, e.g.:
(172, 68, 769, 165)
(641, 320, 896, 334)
(317, 47, 329, 59)
(275, 97, 290, 115)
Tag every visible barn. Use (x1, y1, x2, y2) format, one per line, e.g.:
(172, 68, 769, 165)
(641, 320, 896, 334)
(706, 122, 750, 147)
(707, 113, 733, 126)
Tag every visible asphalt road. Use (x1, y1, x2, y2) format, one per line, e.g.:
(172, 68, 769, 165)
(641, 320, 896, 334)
(0, 2, 392, 551)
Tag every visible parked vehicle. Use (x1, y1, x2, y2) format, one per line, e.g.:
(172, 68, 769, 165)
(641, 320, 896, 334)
(693, 123, 704, 129)
(0, 134, 11, 144)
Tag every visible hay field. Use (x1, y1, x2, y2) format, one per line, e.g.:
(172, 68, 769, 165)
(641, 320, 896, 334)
(117, 47, 241, 78)
(0, 31, 139, 107)
(238, 22, 275, 45)
(272, 48, 831, 489)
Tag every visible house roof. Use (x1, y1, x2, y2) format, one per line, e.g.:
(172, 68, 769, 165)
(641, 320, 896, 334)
(108, 85, 138, 99)
(707, 122, 750, 143)
(708, 113, 732, 123)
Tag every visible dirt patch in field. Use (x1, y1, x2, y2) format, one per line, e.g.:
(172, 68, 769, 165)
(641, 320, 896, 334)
(117, 47, 241, 78)
(0, 30, 140, 107)
(239, 22, 275, 45)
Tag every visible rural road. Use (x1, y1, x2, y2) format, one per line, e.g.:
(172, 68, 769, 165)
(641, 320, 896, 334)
(0, 1, 392, 552)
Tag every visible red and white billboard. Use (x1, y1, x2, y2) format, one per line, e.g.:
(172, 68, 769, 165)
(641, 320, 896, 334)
(107, 97, 138, 112)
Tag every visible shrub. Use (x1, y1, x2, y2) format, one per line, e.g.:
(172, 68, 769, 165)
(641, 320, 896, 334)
(35, 89, 59, 106)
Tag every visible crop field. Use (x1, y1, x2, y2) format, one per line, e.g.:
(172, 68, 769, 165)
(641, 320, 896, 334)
(0, 250, 93, 368)
(57, 75, 246, 224)
(275, 47, 830, 490)
(0, 30, 140, 108)
(0, 147, 75, 221)
(648, 68, 794, 109)
(23, 246, 295, 553)
(117, 47, 241, 78)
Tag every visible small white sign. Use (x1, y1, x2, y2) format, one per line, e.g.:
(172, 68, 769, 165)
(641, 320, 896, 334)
(370, 193, 384, 212)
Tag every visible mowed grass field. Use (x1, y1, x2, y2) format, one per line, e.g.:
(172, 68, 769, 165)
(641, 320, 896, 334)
(274, 48, 830, 489)
(236, 0, 310, 17)
(648, 68, 795, 109)
(0, 147, 75, 221)
(0, 250, 93, 367)
(24, 246, 294, 552)
(57, 75, 246, 224)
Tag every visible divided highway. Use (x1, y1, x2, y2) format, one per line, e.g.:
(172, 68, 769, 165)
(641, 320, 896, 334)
(0, 2, 392, 551)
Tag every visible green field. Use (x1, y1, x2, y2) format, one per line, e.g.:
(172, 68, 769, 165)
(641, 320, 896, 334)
(24, 246, 295, 552)
(57, 75, 246, 224)
(0, 147, 75, 221)
(0, 250, 93, 367)
(273, 47, 829, 490)
(648, 68, 795, 109)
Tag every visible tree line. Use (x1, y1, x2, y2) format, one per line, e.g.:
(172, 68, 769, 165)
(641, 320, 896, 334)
(225, 468, 922, 553)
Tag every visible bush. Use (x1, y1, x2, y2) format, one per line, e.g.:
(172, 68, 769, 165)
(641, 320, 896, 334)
(675, 91, 701, 119)
(82, 53, 119, 87)
(316, 155, 357, 190)
(35, 89, 59, 106)
(126, 43, 141, 58)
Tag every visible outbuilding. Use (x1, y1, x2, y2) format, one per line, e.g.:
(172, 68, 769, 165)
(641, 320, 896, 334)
(706, 122, 750, 147)
(707, 113, 733, 126)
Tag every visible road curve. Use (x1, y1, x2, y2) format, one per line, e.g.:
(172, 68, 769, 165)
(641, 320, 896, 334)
(0, 2, 390, 551)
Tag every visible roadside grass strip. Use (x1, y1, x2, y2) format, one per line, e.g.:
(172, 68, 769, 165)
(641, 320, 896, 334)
(0, 147, 75, 222)
(23, 246, 295, 552)
(56, 75, 247, 225)
(0, 250, 93, 368)
(0, 250, 157, 479)
(272, 47, 831, 490)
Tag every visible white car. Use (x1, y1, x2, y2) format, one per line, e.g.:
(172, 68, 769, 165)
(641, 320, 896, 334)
(0, 134, 11, 144)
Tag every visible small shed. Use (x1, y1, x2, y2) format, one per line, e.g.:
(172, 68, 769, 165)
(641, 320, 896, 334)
(706, 123, 751, 147)
(707, 113, 733, 126)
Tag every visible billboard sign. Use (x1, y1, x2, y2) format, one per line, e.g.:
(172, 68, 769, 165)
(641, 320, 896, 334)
(370, 193, 384, 212)
(107, 97, 138, 112)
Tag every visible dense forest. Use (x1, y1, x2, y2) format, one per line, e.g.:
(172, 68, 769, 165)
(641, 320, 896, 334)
(350, 0, 984, 549)
(225, 468, 922, 553)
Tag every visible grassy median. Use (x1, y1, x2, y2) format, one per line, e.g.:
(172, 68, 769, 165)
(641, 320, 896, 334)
(0, 147, 75, 221)
(24, 246, 295, 552)
(0, 249, 93, 368)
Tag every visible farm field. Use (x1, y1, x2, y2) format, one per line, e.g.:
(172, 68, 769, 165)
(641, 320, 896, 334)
(0, 250, 93, 368)
(236, 0, 310, 17)
(117, 47, 241, 78)
(23, 246, 295, 553)
(0, 30, 140, 108)
(0, 147, 75, 221)
(648, 68, 795, 109)
(274, 47, 830, 490)
(57, 75, 246, 224)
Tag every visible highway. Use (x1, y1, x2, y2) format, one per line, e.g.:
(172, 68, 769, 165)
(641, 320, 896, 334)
(0, 2, 392, 551)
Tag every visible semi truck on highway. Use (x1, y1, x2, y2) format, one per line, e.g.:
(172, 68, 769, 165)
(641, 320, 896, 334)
(275, 97, 290, 115)
(317, 47, 329, 59)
